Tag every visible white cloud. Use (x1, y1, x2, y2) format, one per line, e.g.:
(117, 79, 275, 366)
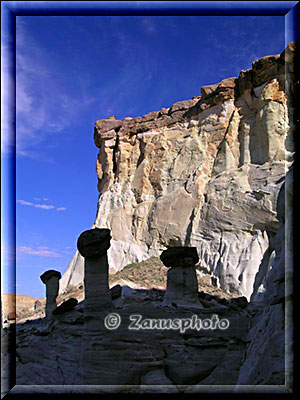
(17, 199, 66, 211)
(34, 204, 55, 210)
(15, 19, 96, 159)
(18, 245, 61, 258)
(17, 200, 33, 206)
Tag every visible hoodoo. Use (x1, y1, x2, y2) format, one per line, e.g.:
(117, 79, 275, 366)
(160, 247, 202, 308)
(77, 228, 113, 311)
(40, 269, 61, 318)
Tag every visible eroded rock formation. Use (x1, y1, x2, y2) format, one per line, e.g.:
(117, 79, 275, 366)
(61, 42, 296, 301)
(40, 270, 61, 319)
(77, 228, 113, 311)
(15, 260, 253, 390)
(160, 247, 202, 308)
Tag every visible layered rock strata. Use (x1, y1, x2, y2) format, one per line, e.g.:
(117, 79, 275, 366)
(61, 42, 296, 300)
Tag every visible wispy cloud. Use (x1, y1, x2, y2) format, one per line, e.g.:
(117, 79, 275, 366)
(15, 19, 96, 159)
(17, 199, 66, 211)
(94, 19, 157, 119)
(18, 245, 62, 258)
(1, 32, 16, 153)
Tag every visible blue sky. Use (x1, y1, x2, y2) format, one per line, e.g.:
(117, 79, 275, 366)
(2, 13, 288, 298)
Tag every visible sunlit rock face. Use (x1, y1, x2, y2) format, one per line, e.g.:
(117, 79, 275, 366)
(61, 42, 296, 299)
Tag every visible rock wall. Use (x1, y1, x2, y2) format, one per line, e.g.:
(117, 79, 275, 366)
(235, 163, 293, 386)
(60, 42, 296, 299)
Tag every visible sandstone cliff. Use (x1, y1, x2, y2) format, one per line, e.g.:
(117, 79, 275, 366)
(60, 42, 296, 300)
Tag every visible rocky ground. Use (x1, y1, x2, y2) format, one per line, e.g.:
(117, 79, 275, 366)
(2, 286, 253, 394)
(1, 259, 248, 396)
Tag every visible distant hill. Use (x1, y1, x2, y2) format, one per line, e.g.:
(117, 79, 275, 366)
(1, 293, 44, 321)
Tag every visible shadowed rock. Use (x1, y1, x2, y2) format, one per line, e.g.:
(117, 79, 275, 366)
(165, 358, 218, 385)
(160, 247, 199, 268)
(40, 270, 61, 319)
(229, 296, 248, 309)
(40, 270, 62, 284)
(110, 284, 122, 300)
(77, 228, 111, 259)
(77, 228, 113, 311)
(52, 298, 78, 315)
(160, 247, 202, 308)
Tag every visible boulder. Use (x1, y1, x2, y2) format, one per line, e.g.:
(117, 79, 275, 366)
(110, 284, 122, 299)
(52, 298, 78, 315)
(229, 296, 248, 309)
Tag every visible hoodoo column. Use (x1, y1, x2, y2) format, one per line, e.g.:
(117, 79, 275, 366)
(77, 228, 113, 311)
(160, 247, 202, 308)
(40, 270, 61, 318)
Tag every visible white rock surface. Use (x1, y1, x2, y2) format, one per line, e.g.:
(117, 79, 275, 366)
(235, 164, 293, 387)
(61, 44, 295, 301)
